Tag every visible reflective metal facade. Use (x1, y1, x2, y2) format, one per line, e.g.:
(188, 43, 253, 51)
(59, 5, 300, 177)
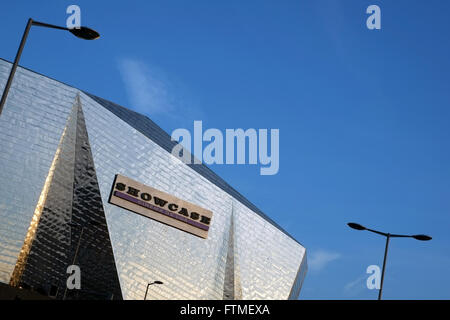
(0, 58, 307, 300)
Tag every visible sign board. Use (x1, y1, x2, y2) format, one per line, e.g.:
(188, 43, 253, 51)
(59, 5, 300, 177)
(108, 174, 213, 239)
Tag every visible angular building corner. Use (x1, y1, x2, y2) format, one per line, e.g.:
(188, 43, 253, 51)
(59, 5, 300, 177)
(0, 58, 307, 300)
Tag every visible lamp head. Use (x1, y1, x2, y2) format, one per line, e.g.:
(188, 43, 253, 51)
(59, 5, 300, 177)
(347, 222, 366, 231)
(412, 234, 432, 241)
(69, 26, 100, 40)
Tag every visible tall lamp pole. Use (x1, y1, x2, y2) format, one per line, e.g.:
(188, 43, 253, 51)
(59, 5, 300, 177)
(347, 222, 432, 300)
(0, 18, 100, 116)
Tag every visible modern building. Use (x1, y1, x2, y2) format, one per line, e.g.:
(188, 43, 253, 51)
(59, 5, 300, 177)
(0, 58, 307, 300)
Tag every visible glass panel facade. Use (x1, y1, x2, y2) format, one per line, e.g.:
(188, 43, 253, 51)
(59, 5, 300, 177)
(0, 58, 307, 300)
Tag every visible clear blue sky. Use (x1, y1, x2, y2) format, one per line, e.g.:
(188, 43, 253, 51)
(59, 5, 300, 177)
(1, 0, 449, 299)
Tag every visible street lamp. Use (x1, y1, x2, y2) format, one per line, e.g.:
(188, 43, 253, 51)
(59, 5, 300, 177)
(0, 18, 100, 116)
(144, 281, 164, 300)
(347, 222, 431, 300)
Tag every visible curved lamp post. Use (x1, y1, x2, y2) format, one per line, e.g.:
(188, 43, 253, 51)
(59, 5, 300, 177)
(144, 281, 164, 300)
(347, 222, 431, 300)
(0, 18, 100, 116)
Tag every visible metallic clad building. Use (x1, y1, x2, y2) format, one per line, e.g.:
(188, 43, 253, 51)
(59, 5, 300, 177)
(0, 58, 307, 300)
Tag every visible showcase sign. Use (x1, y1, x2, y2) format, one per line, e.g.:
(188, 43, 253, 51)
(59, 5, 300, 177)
(109, 174, 213, 239)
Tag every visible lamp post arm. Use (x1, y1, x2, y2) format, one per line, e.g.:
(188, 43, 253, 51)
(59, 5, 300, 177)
(32, 20, 69, 31)
(366, 228, 389, 237)
(389, 234, 413, 238)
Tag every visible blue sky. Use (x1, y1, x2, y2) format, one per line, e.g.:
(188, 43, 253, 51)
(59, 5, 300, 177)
(1, 0, 449, 299)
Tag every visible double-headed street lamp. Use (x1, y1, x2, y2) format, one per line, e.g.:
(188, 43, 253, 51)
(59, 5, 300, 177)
(347, 222, 431, 300)
(0, 18, 100, 116)
(144, 281, 164, 300)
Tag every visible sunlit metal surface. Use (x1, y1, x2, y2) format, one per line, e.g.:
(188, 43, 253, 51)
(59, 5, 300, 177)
(0, 58, 307, 299)
(9, 111, 71, 287)
(0, 59, 78, 284)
